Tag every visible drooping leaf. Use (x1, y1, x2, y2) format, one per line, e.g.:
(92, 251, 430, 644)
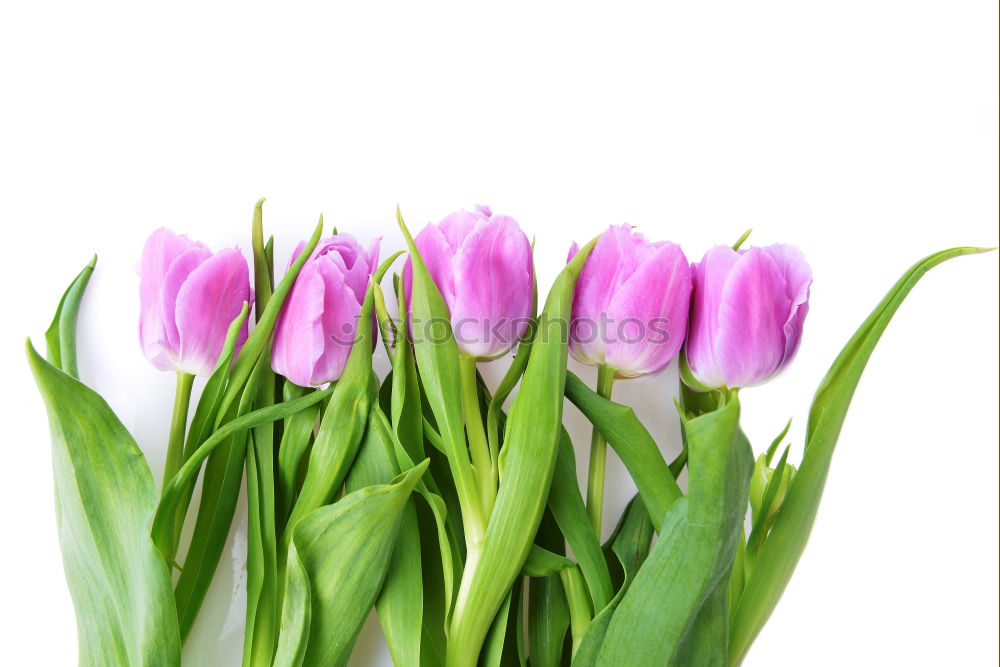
(272, 461, 429, 667)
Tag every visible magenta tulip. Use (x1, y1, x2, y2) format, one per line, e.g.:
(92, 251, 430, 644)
(568, 224, 693, 378)
(271, 234, 381, 387)
(139, 228, 251, 377)
(403, 205, 533, 360)
(686, 244, 812, 389)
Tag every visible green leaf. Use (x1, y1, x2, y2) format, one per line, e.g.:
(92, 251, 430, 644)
(446, 237, 597, 666)
(169, 303, 249, 553)
(28, 339, 181, 666)
(272, 460, 429, 667)
(597, 396, 754, 666)
(44, 254, 95, 378)
(548, 430, 613, 612)
(346, 407, 423, 667)
(564, 371, 683, 528)
(152, 386, 335, 558)
(528, 509, 570, 667)
(727, 246, 994, 665)
(397, 207, 483, 543)
(275, 383, 319, 530)
(571, 497, 654, 667)
(175, 214, 326, 638)
(391, 276, 426, 463)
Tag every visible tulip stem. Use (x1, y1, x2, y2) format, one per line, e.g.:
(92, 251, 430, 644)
(459, 355, 496, 519)
(161, 372, 195, 498)
(586, 364, 615, 538)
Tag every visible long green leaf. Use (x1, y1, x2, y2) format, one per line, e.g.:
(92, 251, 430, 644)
(29, 338, 181, 666)
(727, 246, 994, 664)
(272, 460, 429, 667)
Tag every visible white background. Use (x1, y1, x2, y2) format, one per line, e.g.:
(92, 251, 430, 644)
(1, 2, 997, 665)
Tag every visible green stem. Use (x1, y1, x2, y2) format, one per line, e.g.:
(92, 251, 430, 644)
(586, 364, 615, 538)
(460, 355, 496, 519)
(161, 372, 195, 498)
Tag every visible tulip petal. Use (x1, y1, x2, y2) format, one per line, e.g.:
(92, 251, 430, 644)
(450, 214, 533, 358)
(174, 248, 251, 377)
(272, 264, 327, 387)
(138, 229, 207, 370)
(760, 244, 812, 363)
(310, 261, 364, 386)
(603, 243, 692, 377)
(714, 249, 791, 387)
(403, 223, 459, 316)
(686, 246, 742, 388)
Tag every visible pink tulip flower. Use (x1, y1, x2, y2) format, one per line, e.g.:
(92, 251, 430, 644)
(271, 234, 381, 387)
(403, 205, 533, 360)
(568, 224, 693, 378)
(686, 244, 812, 389)
(139, 228, 251, 377)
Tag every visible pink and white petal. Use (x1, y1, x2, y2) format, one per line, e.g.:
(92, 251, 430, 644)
(158, 247, 212, 353)
(272, 264, 328, 387)
(451, 215, 533, 358)
(174, 248, 251, 377)
(310, 261, 365, 385)
(403, 222, 460, 316)
(760, 244, 812, 362)
(714, 249, 790, 387)
(138, 229, 205, 362)
(686, 245, 741, 387)
(604, 243, 692, 377)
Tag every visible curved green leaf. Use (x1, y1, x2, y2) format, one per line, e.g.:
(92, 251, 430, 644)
(728, 246, 994, 664)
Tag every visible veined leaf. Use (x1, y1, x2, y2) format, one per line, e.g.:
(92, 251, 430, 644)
(272, 460, 429, 667)
(728, 246, 994, 664)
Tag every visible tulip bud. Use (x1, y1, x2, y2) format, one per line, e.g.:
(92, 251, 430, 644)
(568, 224, 692, 378)
(139, 228, 251, 377)
(402, 205, 533, 360)
(686, 244, 812, 389)
(271, 234, 381, 387)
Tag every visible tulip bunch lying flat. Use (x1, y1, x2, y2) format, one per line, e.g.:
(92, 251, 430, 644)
(28, 200, 991, 667)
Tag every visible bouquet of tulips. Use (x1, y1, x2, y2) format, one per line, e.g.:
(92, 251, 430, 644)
(28, 200, 991, 667)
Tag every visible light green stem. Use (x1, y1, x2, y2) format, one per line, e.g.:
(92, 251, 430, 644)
(161, 372, 195, 498)
(459, 355, 496, 519)
(586, 364, 615, 538)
